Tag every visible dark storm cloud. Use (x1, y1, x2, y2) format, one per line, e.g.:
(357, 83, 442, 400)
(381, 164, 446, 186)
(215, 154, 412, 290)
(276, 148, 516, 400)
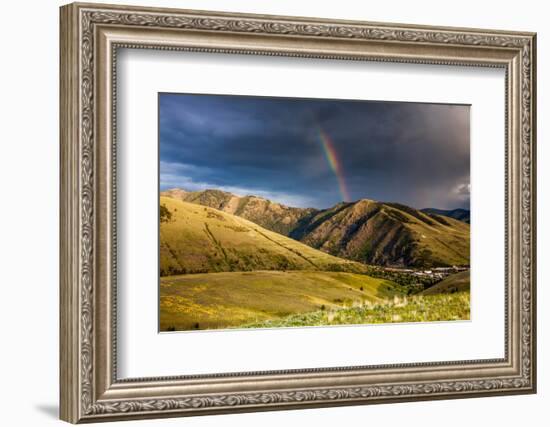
(159, 93, 470, 210)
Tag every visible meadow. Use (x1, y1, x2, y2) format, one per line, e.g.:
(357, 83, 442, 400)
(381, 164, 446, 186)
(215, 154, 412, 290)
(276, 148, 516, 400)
(160, 270, 402, 331)
(160, 269, 470, 331)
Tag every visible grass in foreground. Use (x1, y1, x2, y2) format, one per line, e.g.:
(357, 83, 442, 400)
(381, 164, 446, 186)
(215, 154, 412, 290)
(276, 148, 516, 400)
(160, 270, 402, 331)
(238, 292, 470, 329)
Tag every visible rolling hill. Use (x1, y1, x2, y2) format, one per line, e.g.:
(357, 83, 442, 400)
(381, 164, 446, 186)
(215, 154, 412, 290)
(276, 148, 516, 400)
(161, 188, 470, 268)
(161, 188, 314, 236)
(421, 208, 470, 224)
(159, 196, 369, 276)
(421, 270, 470, 295)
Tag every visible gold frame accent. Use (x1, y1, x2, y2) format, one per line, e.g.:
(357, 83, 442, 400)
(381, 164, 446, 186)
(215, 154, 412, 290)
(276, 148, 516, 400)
(60, 2, 536, 423)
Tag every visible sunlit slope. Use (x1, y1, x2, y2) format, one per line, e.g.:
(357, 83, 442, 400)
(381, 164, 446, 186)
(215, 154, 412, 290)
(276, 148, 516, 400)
(292, 200, 470, 268)
(421, 270, 470, 295)
(161, 188, 314, 236)
(160, 270, 402, 331)
(159, 196, 369, 276)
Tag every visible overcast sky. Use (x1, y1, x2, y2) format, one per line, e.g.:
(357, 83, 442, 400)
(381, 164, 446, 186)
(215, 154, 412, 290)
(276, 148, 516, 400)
(159, 93, 470, 210)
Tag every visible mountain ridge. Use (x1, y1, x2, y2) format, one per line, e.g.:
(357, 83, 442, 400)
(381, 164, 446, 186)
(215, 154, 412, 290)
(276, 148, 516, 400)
(421, 207, 470, 224)
(291, 199, 469, 268)
(161, 188, 470, 268)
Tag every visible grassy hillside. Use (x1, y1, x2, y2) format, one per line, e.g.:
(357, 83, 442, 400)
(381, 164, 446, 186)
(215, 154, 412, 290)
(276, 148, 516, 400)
(292, 200, 470, 268)
(421, 270, 470, 295)
(161, 188, 314, 236)
(241, 292, 470, 328)
(160, 270, 403, 331)
(160, 196, 369, 276)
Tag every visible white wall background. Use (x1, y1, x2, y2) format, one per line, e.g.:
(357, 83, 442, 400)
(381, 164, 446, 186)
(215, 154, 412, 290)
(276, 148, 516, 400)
(0, 1, 545, 426)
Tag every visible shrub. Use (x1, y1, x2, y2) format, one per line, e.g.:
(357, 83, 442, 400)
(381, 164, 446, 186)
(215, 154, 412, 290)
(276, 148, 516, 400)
(160, 204, 172, 223)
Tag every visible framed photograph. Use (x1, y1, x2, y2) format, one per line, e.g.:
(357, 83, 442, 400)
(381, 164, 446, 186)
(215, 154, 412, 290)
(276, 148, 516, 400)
(157, 94, 472, 332)
(60, 2, 537, 423)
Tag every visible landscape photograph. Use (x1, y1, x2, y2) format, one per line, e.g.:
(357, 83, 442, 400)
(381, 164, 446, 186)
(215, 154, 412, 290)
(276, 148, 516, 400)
(158, 93, 471, 332)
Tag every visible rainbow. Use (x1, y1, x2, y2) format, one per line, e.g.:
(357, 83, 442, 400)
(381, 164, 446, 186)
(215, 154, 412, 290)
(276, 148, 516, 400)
(317, 127, 351, 202)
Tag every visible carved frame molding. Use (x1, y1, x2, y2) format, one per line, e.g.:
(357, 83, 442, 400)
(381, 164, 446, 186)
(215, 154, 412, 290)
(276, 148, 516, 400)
(60, 2, 536, 423)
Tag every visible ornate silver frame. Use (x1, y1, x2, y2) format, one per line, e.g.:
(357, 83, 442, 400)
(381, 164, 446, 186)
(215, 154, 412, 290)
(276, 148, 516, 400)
(60, 2, 537, 423)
